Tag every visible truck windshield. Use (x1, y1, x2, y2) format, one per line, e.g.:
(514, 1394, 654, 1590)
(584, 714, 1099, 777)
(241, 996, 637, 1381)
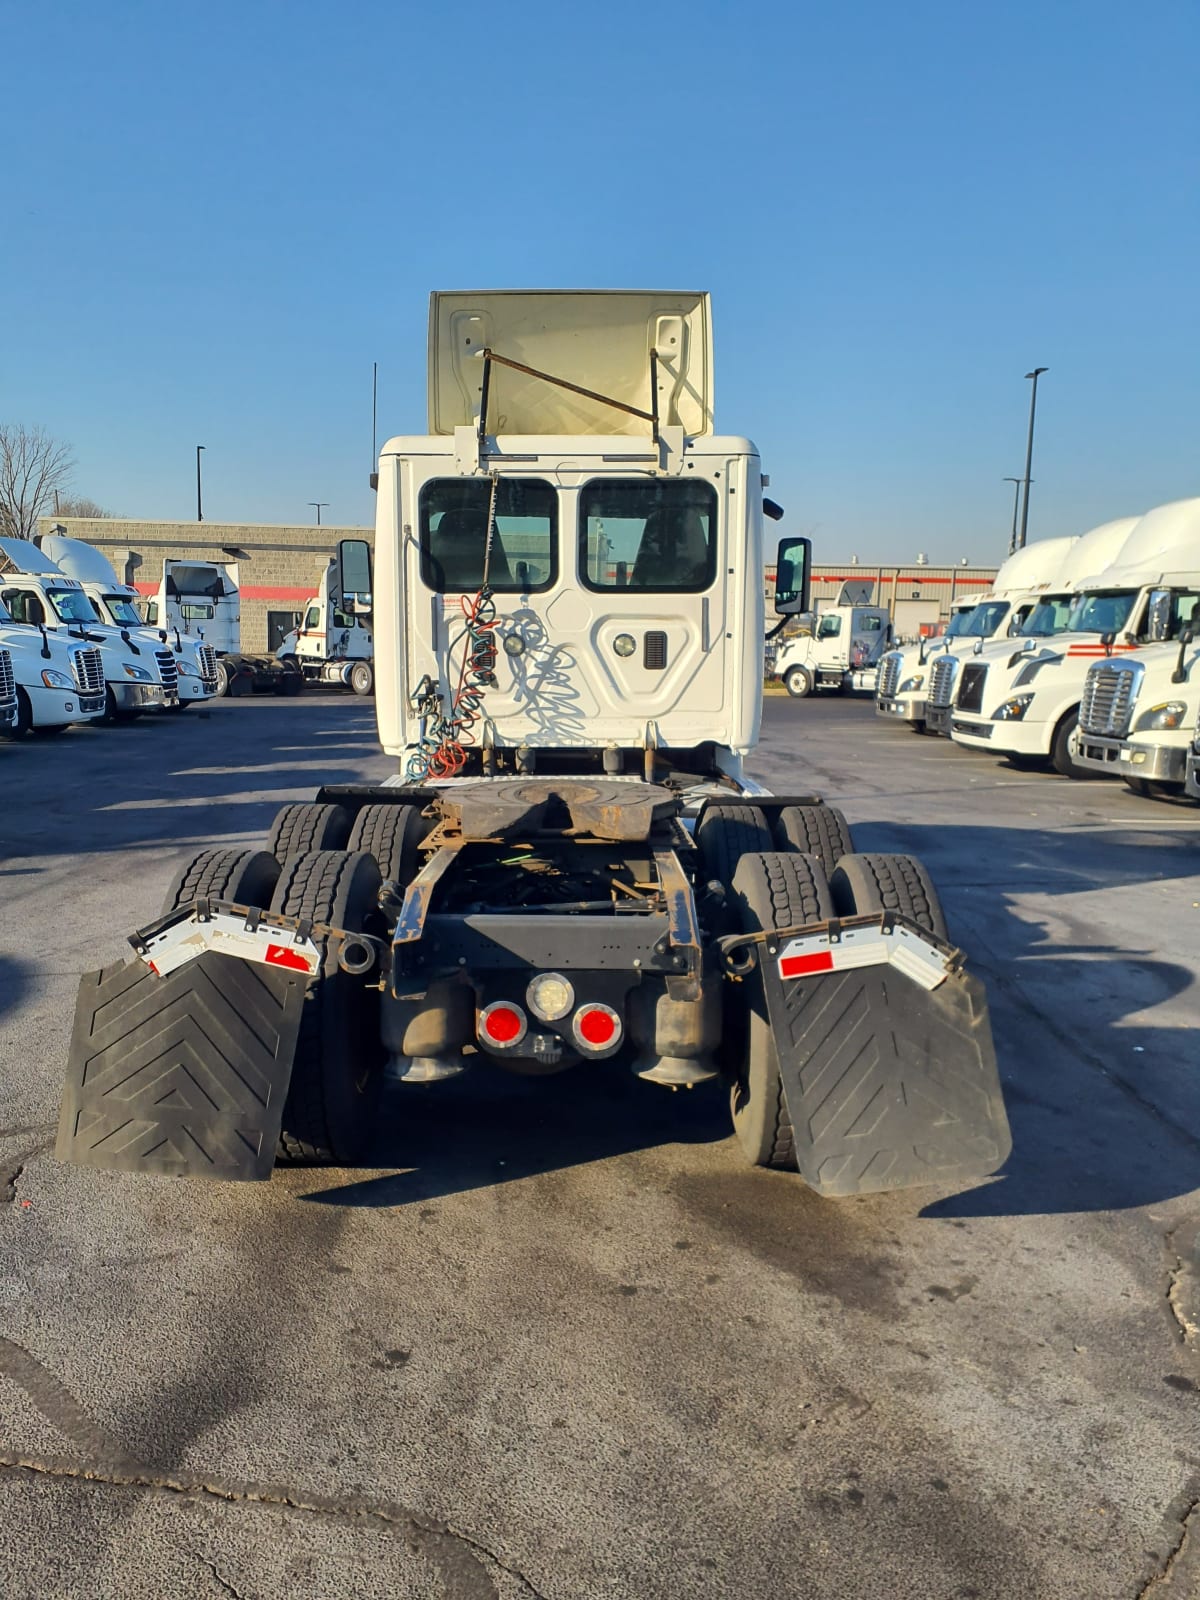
(420, 478, 557, 593)
(1020, 595, 1074, 636)
(1065, 590, 1136, 635)
(47, 587, 101, 624)
(103, 595, 144, 626)
(943, 609, 976, 637)
(579, 479, 718, 592)
(817, 614, 842, 638)
(961, 601, 1010, 637)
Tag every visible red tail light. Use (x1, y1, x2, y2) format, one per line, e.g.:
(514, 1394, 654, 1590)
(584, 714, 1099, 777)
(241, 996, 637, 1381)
(573, 1003, 621, 1051)
(478, 1001, 527, 1049)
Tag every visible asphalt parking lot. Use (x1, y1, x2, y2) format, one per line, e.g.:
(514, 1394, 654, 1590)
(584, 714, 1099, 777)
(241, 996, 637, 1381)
(1, 693, 1198, 1599)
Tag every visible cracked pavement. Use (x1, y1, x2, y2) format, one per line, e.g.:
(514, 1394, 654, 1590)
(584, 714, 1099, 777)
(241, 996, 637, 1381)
(1, 694, 1198, 1597)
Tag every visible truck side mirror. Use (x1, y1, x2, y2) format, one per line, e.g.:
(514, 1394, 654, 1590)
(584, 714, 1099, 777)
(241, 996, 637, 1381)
(1147, 589, 1172, 643)
(337, 538, 373, 616)
(773, 536, 811, 616)
(1171, 626, 1196, 685)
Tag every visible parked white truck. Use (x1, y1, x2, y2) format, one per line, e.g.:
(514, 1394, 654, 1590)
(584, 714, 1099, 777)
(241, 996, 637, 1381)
(0, 590, 107, 738)
(0, 537, 178, 721)
(139, 559, 299, 696)
(39, 533, 220, 708)
(772, 582, 892, 697)
(1071, 587, 1200, 798)
(58, 289, 1010, 1200)
(277, 558, 375, 693)
(949, 502, 1199, 777)
(875, 536, 1079, 734)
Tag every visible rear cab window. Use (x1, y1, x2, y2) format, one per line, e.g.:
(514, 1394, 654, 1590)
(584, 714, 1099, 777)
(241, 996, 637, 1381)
(419, 479, 557, 593)
(578, 480, 718, 592)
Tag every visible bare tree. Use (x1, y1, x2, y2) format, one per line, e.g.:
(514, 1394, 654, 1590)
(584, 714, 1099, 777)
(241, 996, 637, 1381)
(0, 424, 75, 540)
(53, 495, 117, 519)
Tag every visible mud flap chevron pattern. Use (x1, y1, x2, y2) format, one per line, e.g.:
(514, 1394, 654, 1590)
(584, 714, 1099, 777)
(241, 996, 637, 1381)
(760, 961, 1011, 1197)
(57, 953, 305, 1180)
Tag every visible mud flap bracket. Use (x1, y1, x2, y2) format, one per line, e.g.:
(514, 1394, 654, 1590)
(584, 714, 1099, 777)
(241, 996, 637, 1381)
(57, 953, 306, 1181)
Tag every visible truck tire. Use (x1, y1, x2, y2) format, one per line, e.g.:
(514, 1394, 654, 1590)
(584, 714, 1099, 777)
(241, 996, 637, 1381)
(784, 665, 812, 698)
(695, 804, 775, 889)
(213, 660, 231, 697)
(726, 851, 834, 1168)
(349, 661, 374, 697)
(160, 846, 281, 916)
(829, 852, 949, 942)
(103, 686, 140, 724)
(773, 804, 853, 877)
(270, 850, 384, 1164)
(267, 801, 353, 861)
(0, 688, 33, 739)
(1125, 777, 1182, 800)
(346, 803, 425, 885)
(278, 657, 305, 696)
(1051, 709, 1095, 780)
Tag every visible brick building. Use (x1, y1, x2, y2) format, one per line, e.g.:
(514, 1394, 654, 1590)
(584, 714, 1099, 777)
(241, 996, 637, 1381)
(38, 517, 999, 652)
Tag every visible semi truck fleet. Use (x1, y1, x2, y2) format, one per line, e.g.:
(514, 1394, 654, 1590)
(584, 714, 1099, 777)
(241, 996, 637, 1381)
(58, 289, 1011, 1195)
(949, 501, 1199, 778)
(875, 536, 1079, 735)
(0, 536, 180, 721)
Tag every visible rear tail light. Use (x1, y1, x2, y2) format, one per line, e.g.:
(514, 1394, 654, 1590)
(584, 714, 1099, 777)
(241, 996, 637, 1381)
(573, 1003, 622, 1052)
(478, 1001, 527, 1049)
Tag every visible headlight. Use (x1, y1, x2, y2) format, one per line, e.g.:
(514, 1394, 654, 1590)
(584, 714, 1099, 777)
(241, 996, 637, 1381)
(176, 662, 200, 679)
(992, 693, 1035, 721)
(1133, 701, 1187, 732)
(898, 675, 924, 693)
(40, 668, 73, 689)
(123, 663, 153, 681)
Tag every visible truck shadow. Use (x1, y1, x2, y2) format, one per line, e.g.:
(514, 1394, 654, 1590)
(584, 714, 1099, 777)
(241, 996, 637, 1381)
(851, 816, 1200, 1217)
(304, 1064, 730, 1208)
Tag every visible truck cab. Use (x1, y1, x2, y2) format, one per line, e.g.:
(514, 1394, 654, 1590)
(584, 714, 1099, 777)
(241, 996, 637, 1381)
(1071, 593, 1200, 796)
(140, 558, 297, 695)
(876, 534, 1079, 735)
(949, 504, 1198, 777)
(277, 559, 374, 694)
(0, 537, 177, 720)
(773, 583, 892, 697)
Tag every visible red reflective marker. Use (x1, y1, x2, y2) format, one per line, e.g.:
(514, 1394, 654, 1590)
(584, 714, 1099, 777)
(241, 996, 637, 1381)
(265, 943, 314, 972)
(779, 950, 835, 979)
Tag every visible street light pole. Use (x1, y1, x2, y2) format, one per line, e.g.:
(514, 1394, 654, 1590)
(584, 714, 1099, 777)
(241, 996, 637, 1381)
(308, 501, 329, 527)
(1003, 477, 1024, 555)
(196, 445, 205, 522)
(1016, 368, 1048, 550)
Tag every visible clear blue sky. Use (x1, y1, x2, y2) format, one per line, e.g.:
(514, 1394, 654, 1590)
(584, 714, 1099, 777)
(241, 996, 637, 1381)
(3, 0, 1196, 564)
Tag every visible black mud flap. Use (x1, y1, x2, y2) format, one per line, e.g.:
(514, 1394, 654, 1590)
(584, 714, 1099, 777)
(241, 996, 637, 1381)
(761, 960, 1011, 1197)
(57, 953, 305, 1181)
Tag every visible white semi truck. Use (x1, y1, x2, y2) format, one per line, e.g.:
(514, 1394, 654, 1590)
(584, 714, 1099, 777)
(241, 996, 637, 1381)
(277, 558, 375, 694)
(139, 559, 300, 696)
(1071, 586, 1200, 799)
(875, 536, 1079, 735)
(58, 290, 1010, 1199)
(771, 582, 892, 697)
(0, 591, 106, 738)
(39, 533, 220, 708)
(0, 537, 178, 721)
(949, 501, 1199, 777)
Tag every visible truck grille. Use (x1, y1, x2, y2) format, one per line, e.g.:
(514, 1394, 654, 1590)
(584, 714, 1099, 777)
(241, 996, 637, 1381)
(957, 663, 988, 714)
(927, 653, 959, 708)
(1080, 660, 1142, 737)
(0, 649, 15, 714)
(196, 643, 219, 687)
(72, 647, 105, 697)
(877, 652, 902, 701)
(154, 647, 179, 696)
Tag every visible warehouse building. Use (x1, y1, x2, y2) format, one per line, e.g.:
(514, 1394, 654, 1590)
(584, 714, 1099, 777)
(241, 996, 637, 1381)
(39, 517, 1000, 652)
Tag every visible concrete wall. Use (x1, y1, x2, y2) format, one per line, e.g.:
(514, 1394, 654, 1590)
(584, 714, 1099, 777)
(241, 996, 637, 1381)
(37, 518, 372, 653)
